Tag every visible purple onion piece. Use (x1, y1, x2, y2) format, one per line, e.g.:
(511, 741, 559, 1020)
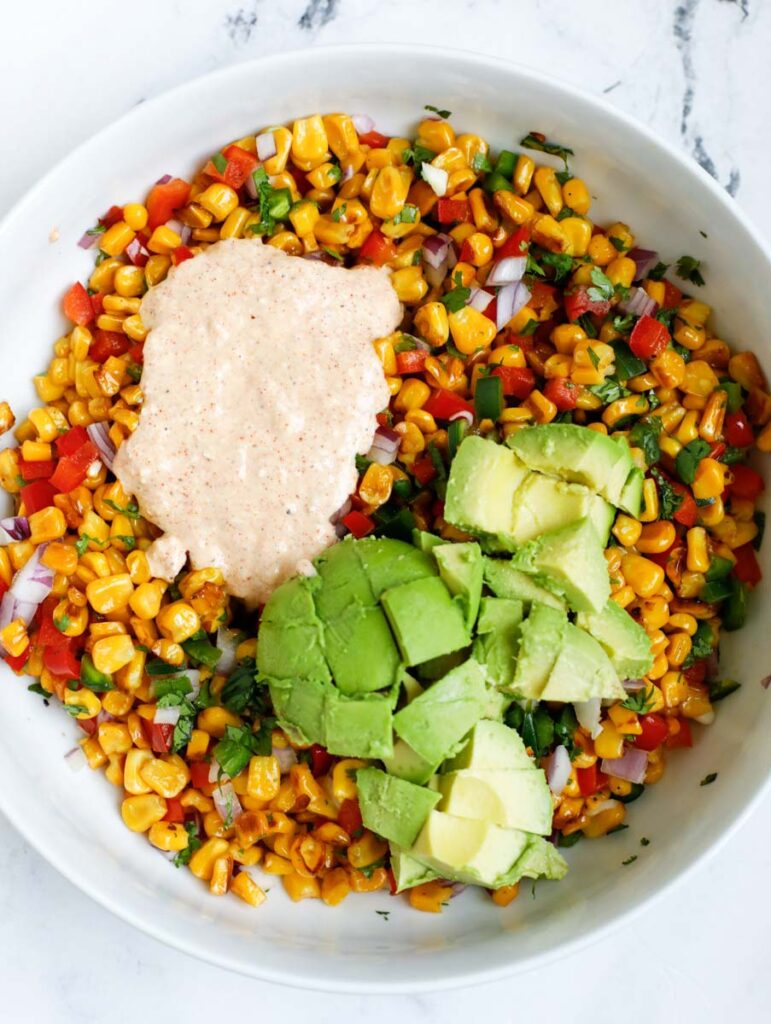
(0, 516, 30, 543)
(77, 231, 101, 250)
(622, 678, 647, 691)
(155, 173, 173, 185)
(468, 288, 495, 313)
(545, 744, 571, 796)
(256, 131, 277, 161)
(86, 422, 116, 471)
(273, 745, 298, 774)
(487, 256, 527, 287)
(352, 113, 375, 135)
(496, 281, 531, 332)
(628, 247, 659, 282)
(617, 286, 657, 318)
(422, 234, 450, 269)
(601, 747, 648, 785)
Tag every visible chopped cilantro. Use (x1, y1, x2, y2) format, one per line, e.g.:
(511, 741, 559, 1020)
(359, 856, 387, 879)
(214, 720, 276, 779)
(675, 254, 705, 287)
(629, 417, 662, 465)
(173, 821, 202, 868)
(54, 614, 71, 633)
(555, 168, 571, 186)
(648, 261, 669, 281)
(424, 104, 451, 119)
(427, 441, 447, 499)
(651, 468, 682, 521)
(219, 659, 268, 719)
(672, 342, 691, 363)
(75, 534, 104, 556)
(86, 224, 106, 236)
(519, 132, 574, 170)
(182, 637, 222, 670)
(609, 235, 628, 252)
(394, 335, 417, 353)
(439, 271, 471, 313)
(556, 830, 582, 848)
(327, 164, 342, 183)
(720, 445, 747, 465)
(621, 855, 638, 866)
(104, 498, 140, 520)
(540, 251, 574, 283)
(587, 266, 614, 303)
(607, 823, 629, 835)
(555, 205, 575, 222)
(391, 204, 419, 226)
(63, 704, 89, 717)
(355, 454, 371, 474)
(211, 152, 227, 174)
(331, 203, 347, 223)
(525, 253, 546, 278)
(655, 307, 677, 330)
(321, 246, 344, 262)
(700, 772, 718, 787)
(520, 706, 554, 759)
(554, 705, 579, 760)
(587, 346, 600, 370)
(519, 319, 540, 336)
(576, 313, 598, 339)
(126, 364, 142, 383)
(114, 535, 136, 550)
(402, 143, 436, 168)
(612, 315, 636, 337)
(675, 438, 711, 486)
(588, 378, 630, 404)
(622, 685, 655, 714)
(683, 620, 714, 668)
(248, 167, 291, 236)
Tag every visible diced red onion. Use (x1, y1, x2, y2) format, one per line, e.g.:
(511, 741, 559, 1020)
(761, 675, 771, 690)
(216, 627, 240, 676)
(449, 409, 473, 426)
(586, 798, 620, 818)
(273, 745, 298, 774)
(496, 281, 531, 332)
(0, 594, 38, 638)
(411, 336, 431, 352)
(448, 882, 467, 898)
(86, 422, 116, 471)
(244, 171, 258, 200)
(545, 744, 572, 796)
(0, 516, 30, 544)
(601, 747, 648, 784)
(367, 446, 397, 466)
(422, 234, 451, 269)
(334, 522, 348, 539)
(64, 746, 88, 773)
(468, 287, 495, 313)
(487, 256, 527, 287)
(341, 164, 355, 183)
(622, 678, 646, 691)
(302, 250, 338, 265)
(77, 231, 101, 250)
(213, 781, 242, 824)
(156, 174, 172, 185)
(421, 163, 448, 197)
(628, 247, 658, 282)
(618, 286, 657, 318)
(179, 224, 192, 246)
(574, 697, 602, 739)
(154, 705, 181, 727)
(9, 544, 54, 606)
(352, 113, 374, 135)
(166, 218, 184, 237)
(371, 426, 401, 454)
(256, 131, 277, 161)
(445, 244, 458, 270)
(126, 237, 149, 267)
(208, 757, 224, 783)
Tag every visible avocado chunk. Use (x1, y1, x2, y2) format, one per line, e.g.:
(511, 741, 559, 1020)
(476, 596, 524, 634)
(540, 621, 626, 701)
(482, 558, 566, 611)
(443, 719, 534, 773)
(313, 538, 375, 620)
(356, 536, 436, 599)
(436, 768, 553, 835)
(324, 689, 394, 758)
(510, 472, 615, 546)
(268, 676, 329, 747)
(415, 648, 469, 682)
(393, 659, 489, 765)
(389, 844, 439, 892)
(444, 435, 529, 544)
(382, 738, 441, 785)
(356, 767, 441, 848)
(322, 605, 400, 694)
(508, 423, 633, 507)
(510, 602, 567, 698)
(411, 810, 530, 887)
(433, 541, 483, 629)
(411, 529, 445, 554)
(510, 517, 610, 614)
(577, 599, 654, 679)
(473, 597, 523, 689)
(381, 575, 469, 666)
(498, 835, 568, 885)
(257, 577, 330, 682)
(618, 466, 644, 517)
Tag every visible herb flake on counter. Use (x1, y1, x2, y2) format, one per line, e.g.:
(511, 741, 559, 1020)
(700, 772, 718, 787)
(675, 254, 705, 287)
(640, 837, 650, 847)
(520, 132, 574, 170)
(621, 855, 638, 866)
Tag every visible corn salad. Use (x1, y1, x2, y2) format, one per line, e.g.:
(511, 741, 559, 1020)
(0, 107, 767, 914)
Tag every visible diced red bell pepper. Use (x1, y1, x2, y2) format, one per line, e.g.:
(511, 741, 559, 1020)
(544, 377, 579, 411)
(724, 410, 754, 448)
(163, 797, 186, 824)
(4, 649, 30, 673)
(729, 463, 765, 501)
(43, 640, 81, 680)
(148, 722, 173, 754)
(146, 178, 191, 230)
(529, 282, 559, 320)
(665, 717, 693, 749)
(495, 226, 530, 260)
(576, 763, 609, 797)
(171, 245, 194, 266)
(673, 488, 698, 527)
(56, 427, 89, 458)
(435, 198, 470, 224)
(77, 716, 98, 737)
(629, 315, 671, 359)
(709, 442, 726, 461)
(459, 238, 474, 263)
(99, 205, 125, 229)
(38, 596, 72, 648)
(338, 798, 363, 837)
(49, 441, 100, 493)
(18, 457, 56, 481)
(309, 744, 333, 777)
(342, 510, 375, 539)
(481, 296, 497, 323)
(89, 329, 131, 363)
(661, 280, 683, 308)
(357, 130, 389, 149)
(0, 579, 7, 601)
(423, 388, 474, 421)
(90, 293, 105, 318)
(189, 761, 212, 789)
(396, 350, 428, 374)
(636, 713, 670, 751)
(62, 282, 94, 327)
(491, 365, 537, 400)
(683, 660, 708, 687)
(431, 498, 445, 518)
(732, 543, 762, 587)
(128, 343, 144, 365)
(20, 480, 58, 514)
(358, 229, 397, 267)
(564, 284, 610, 322)
(411, 454, 438, 487)
(205, 144, 258, 190)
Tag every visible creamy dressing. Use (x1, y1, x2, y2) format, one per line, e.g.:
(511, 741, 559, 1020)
(113, 239, 401, 605)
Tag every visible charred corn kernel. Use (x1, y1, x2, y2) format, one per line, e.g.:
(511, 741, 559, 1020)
(493, 190, 535, 226)
(469, 188, 497, 232)
(698, 389, 727, 442)
(391, 266, 428, 304)
(582, 801, 626, 838)
(148, 821, 189, 853)
(262, 852, 293, 875)
(639, 596, 670, 631)
(651, 349, 687, 389)
(332, 759, 367, 803)
(621, 553, 665, 598)
(125, 746, 156, 793)
(394, 378, 431, 412)
(612, 515, 643, 547)
(156, 601, 200, 643)
(409, 879, 453, 913)
(189, 837, 229, 881)
(197, 706, 242, 738)
(140, 756, 189, 799)
(661, 670, 687, 708)
(685, 527, 709, 574)
(80, 737, 107, 770)
(86, 573, 133, 614)
(666, 632, 692, 667)
(636, 521, 676, 554)
(92, 634, 134, 674)
(551, 323, 587, 355)
(121, 794, 167, 833)
(562, 177, 590, 215)
(322, 114, 359, 161)
(28, 506, 67, 543)
(530, 213, 570, 254)
(97, 721, 132, 756)
(593, 722, 625, 760)
(448, 306, 497, 354)
(729, 352, 766, 391)
(413, 301, 449, 346)
(291, 115, 329, 171)
(198, 183, 239, 222)
(231, 872, 266, 907)
(602, 395, 649, 428)
(526, 390, 558, 425)
(605, 256, 636, 289)
(682, 360, 719, 397)
(693, 458, 727, 500)
(359, 462, 393, 506)
(533, 166, 563, 217)
(369, 166, 411, 221)
(319, 867, 351, 907)
(129, 580, 165, 620)
(100, 221, 135, 256)
(0, 620, 28, 658)
(282, 873, 321, 902)
(608, 704, 642, 735)
(560, 217, 592, 257)
(587, 234, 617, 266)
(247, 756, 281, 802)
(64, 688, 101, 719)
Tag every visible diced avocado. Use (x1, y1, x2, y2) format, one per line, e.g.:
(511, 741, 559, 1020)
(510, 517, 610, 613)
(443, 720, 534, 773)
(313, 538, 375, 620)
(260, 575, 319, 626)
(324, 690, 394, 759)
(509, 473, 615, 546)
(411, 529, 445, 554)
(510, 602, 567, 698)
(437, 768, 553, 835)
(415, 649, 469, 682)
(389, 844, 439, 892)
(482, 558, 566, 611)
(401, 671, 424, 704)
(356, 767, 441, 848)
(382, 738, 440, 785)
(411, 810, 530, 887)
(322, 606, 400, 694)
(268, 677, 328, 747)
(618, 466, 644, 517)
(433, 541, 483, 629)
(540, 622, 626, 702)
(497, 834, 568, 885)
(473, 597, 522, 689)
(476, 597, 524, 634)
(356, 536, 436, 599)
(444, 435, 529, 543)
(393, 659, 489, 765)
(577, 599, 654, 679)
(257, 577, 330, 682)
(508, 423, 633, 507)
(381, 575, 469, 666)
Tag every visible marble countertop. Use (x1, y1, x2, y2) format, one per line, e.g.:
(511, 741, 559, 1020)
(1, 1, 769, 1020)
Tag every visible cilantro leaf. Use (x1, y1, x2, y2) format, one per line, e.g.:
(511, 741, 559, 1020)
(519, 132, 574, 169)
(104, 498, 140, 520)
(675, 255, 705, 287)
(622, 686, 655, 714)
(588, 378, 630, 404)
(587, 266, 614, 303)
(648, 261, 669, 281)
(540, 251, 575, 283)
(173, 821, 202, 868)
(402, 143, 436, 168)
(674, 438, 711, 486)
(394, 335, 417, 353)
(331, 203, 347, 223)
(683, 620, 714, 667)
(612, 314, 636, 336)
(629, 417, 662, 466)
(425, 104, 451, 119)
(609, 235, 628, 252)
(651, 468, 683, 521)
(439, 271, 471, 313)
(700, 772, 718, 786)
(391, 204, 418, 226)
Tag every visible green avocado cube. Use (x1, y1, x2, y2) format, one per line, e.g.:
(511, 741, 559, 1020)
(482, 558, 566, 610)
(313, 538, 375, 620)
(260, 575, 319, 626)
(540, 622, 626, 702)
(510, 603, 567, 698)
(473, 598, 523, 690)
(576, 599, 654, 679)
(496, 834, 568, 886)
(389, 844, 440, 892)
(356, 766, 441, 848)
(509, 473, 614, 546)
(437, 768, 553, 835)
(357, 536, 437, 599)
(381, 576, 469, 666)
(257, 622, 330, 682)
(618, 466, 644, 517)
(322, 605, 401, 694)
(476, 597, 524, 634)
(382, 738, 440, 785)
(444, 435, 529, 543)
(443, 720, 534, 773)
(410, 810, 530, 887)
(433, 541, 483, 629)
(268, 677, 329, 747)
(324, 690, 394, 759)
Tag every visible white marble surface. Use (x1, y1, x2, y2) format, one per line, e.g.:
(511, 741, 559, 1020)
(1, 1, 770, 1020)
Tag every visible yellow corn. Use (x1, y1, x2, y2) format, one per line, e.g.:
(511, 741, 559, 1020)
(121, 793, 167, 833)
(156, 601, 200, 643)
(612, 515, 642, 547)
(621, 553, 665, 598)
(562, 177, 590, 214)
(63, 688, 101, 720)
(692, 458, 727, 500)
(413, 301, 449, 346)
(231, 872, 267, 907)
(148, 821, 190, 852)
(666, 632, 692, 668)
(729, 352, 766, 391)
(189, 837, 229, 881)
(582, 801, 626, 838)
(92, 634, 135, 674)
(100, 222, 135, 256)
(140, 755, 189, 798)
(358, 462, 393, 507)
(0, 620, 28, 658)
(391, 266, 428, 304)
(447, 306, 497, 354)
(198, 183, 239, 222)
(587, 234, 617, 266)
(197, 706, 242, 738)
(28, 506, 67, 544)
(661, 670, 687, 708)
(409, 880, 453, 913)
(247, 756, 281, 802)
(85, 572, 134, 614)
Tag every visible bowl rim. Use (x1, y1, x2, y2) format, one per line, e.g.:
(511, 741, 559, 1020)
(1, 41, 770, 993)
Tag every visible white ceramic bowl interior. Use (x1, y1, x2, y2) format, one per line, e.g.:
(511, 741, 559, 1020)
(0, 45, 769, 993)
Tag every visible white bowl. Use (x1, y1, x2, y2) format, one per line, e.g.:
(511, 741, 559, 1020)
(0, 44, 769, 993)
